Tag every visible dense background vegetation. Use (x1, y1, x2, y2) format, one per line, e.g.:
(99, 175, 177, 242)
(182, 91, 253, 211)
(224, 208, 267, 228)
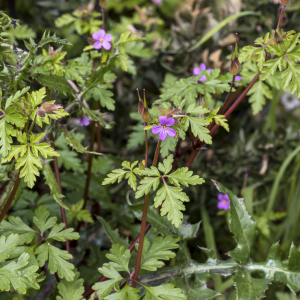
(1, 0, 300, 299)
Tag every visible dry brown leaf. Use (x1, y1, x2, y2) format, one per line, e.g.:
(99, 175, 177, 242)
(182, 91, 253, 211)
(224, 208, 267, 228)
(209, 49, 222, 68)
(218, 33, 236, 46)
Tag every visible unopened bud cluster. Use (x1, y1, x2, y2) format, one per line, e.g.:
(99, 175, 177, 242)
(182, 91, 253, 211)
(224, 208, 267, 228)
(137, 89, 151, 122)
(37, 103, 63, 117)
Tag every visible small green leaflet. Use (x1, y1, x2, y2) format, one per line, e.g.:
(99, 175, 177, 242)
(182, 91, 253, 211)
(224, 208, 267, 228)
(136, 155, 204, 227)
(56, 271, 85, 300)
(102, 161, 140, 191)
(0, 251, 40, 294)
(69, 200, 93, 223)
(135, 236, 180, 271)
(5, 86, 30, 109)
(2, 132, 60, 188)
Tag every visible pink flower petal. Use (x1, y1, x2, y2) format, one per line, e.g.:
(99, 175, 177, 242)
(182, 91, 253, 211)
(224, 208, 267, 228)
(165, 117, 175, 126)
(193, 67, 201, 76)
(102, 41, 111, 50)
(94, 42, 102, 49)
(207, 68, 212, 74)
(92, 32, 100, 40)
(152, 125, 163, 134)
(159, 130, 168, 140)
(199, 75, 206, 82)
(104, 34, 113, 42)
(166, 128, 176, 137)
(200, 63, 206, 71)
(159, 116, 168, 125)
(235, 76, 242, 81)
(98, 29, 106, 39)
(217, 202, 225, 210)
(218, 194, 224, 201)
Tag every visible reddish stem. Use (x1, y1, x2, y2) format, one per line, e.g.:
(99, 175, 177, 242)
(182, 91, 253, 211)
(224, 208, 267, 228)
(83, 223, 152, 298)
(0, 169, 21, 223)
(50, 134, 71, 256)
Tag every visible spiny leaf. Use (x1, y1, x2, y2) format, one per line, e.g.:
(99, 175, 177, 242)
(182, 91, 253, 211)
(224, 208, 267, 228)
(212, 181, 256, 264)
(143, 283, 187, 300)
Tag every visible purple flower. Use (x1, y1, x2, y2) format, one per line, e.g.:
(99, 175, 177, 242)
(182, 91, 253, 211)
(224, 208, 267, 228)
(92, 29, 113, 50)
(79, 116, 90, 126)
(193, 63, 212, 82)
(154, 0, 163, 4)
(151, 116, 176, 141)
(217, 194, 230, 210)
(235, 76, 242, 81)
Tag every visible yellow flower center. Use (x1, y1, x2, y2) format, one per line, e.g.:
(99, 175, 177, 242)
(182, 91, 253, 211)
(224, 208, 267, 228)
(163, 125, 167, 130)
(223, 200, 227, 203)
(100, 39, 104, 43)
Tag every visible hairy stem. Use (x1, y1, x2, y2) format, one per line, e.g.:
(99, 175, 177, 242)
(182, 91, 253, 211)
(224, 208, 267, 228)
(49, 134, 71, 256)
(132, 140, 161, 288)
(0, 169, 21, 223)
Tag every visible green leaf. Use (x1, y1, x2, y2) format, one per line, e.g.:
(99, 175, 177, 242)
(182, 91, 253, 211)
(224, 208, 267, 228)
(47, 223, 80, 242)
(42, 162, 69, 210)
(33, 206, 57, 235)
(16, 146, 42, 188)
(0, 216, 36, 245)
(105, 285, 140, 300)
(93, 264, 124, 298)
(102, 161, 139, 190)
(135, 174, 160, 198)
(154, 184, 189, 228)
(143, 283, 187, 300)
(92, 87, 116, 111)
(212, 181, 256, 264)
(56, 271, 85, 300)
(247, 80, 272, 115)
(167, 167, 205, 187)
(116, 31, 146, 45)
(158, 154, 174, 175)
(105, 244, 131, 273)
(0, 234, 19, 263)
(160, 135, 177, 158)
(97, 216, 129, 248)
(0, 113, 18, 157)
(0, 252, 40, 293)
(35, 243, 75, 281)
(233, 267, 270, 300)
(5, 87, 30, 109)
(27, 87, 46, 108)
(69, 200, 93, 223)
(183, 116, 211, 144)
(35, 31, 72, 50)
(137, 236, 180, 271)
(34, 74, 73, 94)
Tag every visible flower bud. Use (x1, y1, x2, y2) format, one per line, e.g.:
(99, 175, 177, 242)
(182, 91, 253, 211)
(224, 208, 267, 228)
(270, 0, 281, 3)
(137, 89, 144, 115)
(40, 103, 63, 115)
(142, 107, 151, 122)
(267, 38, 277, 44)
(100, 0, 107, 7)
(139, 160, 145, 170)
(229, 34, 242, 76)
(37, 108, 46, 117)
(282, 0, 290, 5)
(229, 57, 241, 75)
